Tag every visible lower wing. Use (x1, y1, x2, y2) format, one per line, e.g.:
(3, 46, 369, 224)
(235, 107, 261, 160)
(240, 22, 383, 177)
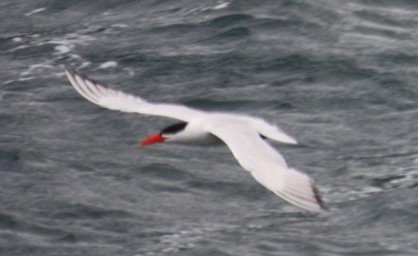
(205, 119, 325, 212)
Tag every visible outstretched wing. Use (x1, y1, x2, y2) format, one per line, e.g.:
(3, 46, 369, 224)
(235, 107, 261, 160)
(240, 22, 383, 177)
(204, 118, 325, 212)
(65, 68, 206, 122)
(246, 117, 298, 144)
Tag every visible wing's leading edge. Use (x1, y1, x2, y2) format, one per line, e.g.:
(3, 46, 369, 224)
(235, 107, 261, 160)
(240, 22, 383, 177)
(65, 68, 206, 122)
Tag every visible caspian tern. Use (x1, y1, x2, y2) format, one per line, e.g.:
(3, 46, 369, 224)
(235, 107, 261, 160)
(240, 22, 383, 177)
(65, 68, 326, 212)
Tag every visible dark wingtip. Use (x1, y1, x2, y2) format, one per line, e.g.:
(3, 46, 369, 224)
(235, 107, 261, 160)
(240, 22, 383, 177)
(64, 66, 75, 74)
(311, 183, 327, 211)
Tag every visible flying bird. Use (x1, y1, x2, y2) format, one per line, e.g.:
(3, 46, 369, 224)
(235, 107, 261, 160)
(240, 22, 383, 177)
(65, 68, 326, 212)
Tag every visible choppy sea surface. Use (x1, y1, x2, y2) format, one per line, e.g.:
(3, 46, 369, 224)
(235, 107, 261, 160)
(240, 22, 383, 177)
(1, 1, 418, 255)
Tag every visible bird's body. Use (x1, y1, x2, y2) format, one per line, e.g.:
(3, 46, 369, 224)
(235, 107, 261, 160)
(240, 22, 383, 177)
(65, 68, 326, 212)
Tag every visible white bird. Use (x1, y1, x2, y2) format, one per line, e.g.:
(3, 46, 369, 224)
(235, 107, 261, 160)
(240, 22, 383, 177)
(65, 68, 326, 212)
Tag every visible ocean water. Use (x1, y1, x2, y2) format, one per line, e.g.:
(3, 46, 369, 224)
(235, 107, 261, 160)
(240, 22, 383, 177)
(1, 1, 418, 255)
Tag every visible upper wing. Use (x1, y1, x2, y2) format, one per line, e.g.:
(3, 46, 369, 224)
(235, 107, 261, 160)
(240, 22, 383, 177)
(65, 68, 206, 122)
(245, 117, 298, 144)
(204, 119, 325, 212)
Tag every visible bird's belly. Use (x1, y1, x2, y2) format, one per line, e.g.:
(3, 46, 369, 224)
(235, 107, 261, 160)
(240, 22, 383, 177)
(176, 133, 223, 146)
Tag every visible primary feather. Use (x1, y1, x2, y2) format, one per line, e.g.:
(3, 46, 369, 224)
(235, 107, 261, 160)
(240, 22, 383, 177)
(65, 69, 206, 121)
(202, 116, 325, 212)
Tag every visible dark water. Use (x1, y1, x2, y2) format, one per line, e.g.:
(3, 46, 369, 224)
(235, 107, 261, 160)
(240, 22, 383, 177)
(1, 1, 418, 255)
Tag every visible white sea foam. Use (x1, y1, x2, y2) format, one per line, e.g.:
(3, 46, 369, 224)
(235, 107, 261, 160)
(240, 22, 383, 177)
(99, 61, 118, 69)
(111, 24, 129, 28)
(213, 2, 229, 10)
(12, 37, 22, 43)
(2, 80, 13, 85)
(25, 7, 46, 16)
(14, 32, 96, 80)
(19, 62, 54, 80)
(54, 45, 71, 55)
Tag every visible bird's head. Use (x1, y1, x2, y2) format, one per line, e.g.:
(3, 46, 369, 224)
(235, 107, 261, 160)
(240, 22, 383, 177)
(140, 122, 188, 146)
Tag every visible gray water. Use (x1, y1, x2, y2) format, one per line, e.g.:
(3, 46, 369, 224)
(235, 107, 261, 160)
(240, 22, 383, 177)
(1, 1, 418, 255)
